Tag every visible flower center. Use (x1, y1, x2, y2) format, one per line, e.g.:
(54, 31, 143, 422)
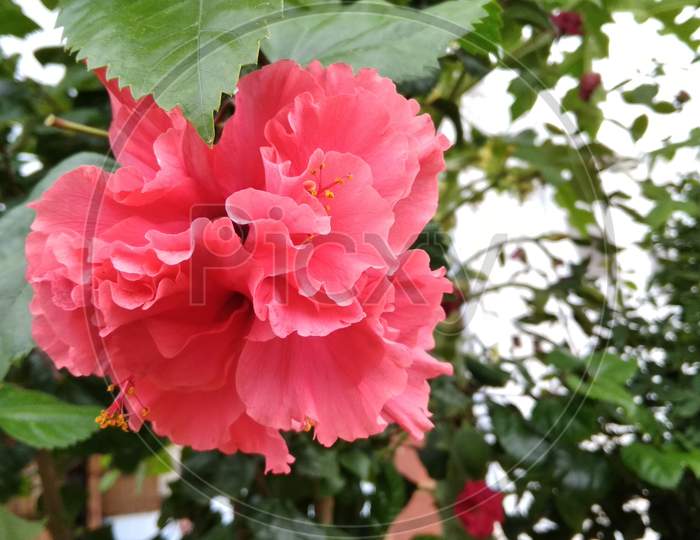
(302, 162, 353, 213)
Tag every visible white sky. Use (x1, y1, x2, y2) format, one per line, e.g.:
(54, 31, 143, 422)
(453, 10, 700, 359)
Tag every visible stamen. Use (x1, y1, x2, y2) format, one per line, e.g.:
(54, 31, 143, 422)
(324, 189, 334, 199)
(95, 410, 129, 432)
(96, 378, 147, 432)
(303, 180, 318, 197)
(303, 417, 315, 432)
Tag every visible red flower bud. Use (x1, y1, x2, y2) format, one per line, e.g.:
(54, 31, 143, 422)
(441, 288, 465, 317)
(579, 72, 602, 102)
(550, 11, 584, 36)
(455, 480, 505, 539)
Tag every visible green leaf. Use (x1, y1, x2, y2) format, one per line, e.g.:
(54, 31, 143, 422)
(562, 87, 603, 138)
(0, 505, 44, 540)
(622, 83, 658, 104)
(551, 448, 610, 529)
(620, 443, 685, 489)
(565, 373, 636, 412)
(339, 448, 372, 479)
(490, 404, 549, 467)
(584, 352, 637, 384)
(0, 385, 100, 449)
(680, 450, 700, 478)
(531, 398, 598, 444)
(451, 424, 491, 478)
(650, 127, 700, 163)
(631, 113, 648, 141)
(0, 153, 115, 380)
(651, 101, 677, 114)
(508, 74, 538, 121)
(465, 356, 509, 387)
(461, 0, 503, 58)
(554, 491, 590, 531)
(57, 0, 283, 142)
(0, 211, 35, 380)
(263, 0, 491, 83)
(98, 469, 121, 493)
(0, 444, 34, 503)
(294, 443, 345, 495)
(247, 499, 327, 540)
(545, 349, 581, 370)
(174, 450, 256, 503)
(0, 3, 39, 38)
(553, 448, 610, 494)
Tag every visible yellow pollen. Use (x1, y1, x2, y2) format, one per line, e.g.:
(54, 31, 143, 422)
(334, 177, 345, 185)
(107, 384, 115, 392)
(347, 174, 353, 180)
(324, 189, 335, 199)
(96, 410, 129, 432)
(303, 417, 315, 432)
(141, 407, 150, 417)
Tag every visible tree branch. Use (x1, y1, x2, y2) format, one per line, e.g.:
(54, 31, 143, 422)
(36, 450, 73, 540)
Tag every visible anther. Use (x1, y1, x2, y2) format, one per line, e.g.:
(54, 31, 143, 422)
(324, 190, 334, 199)
(303, 417, 315, 432)
(303, 180, 318, 197)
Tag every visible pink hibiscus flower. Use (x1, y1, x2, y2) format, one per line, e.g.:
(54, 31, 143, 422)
(26, 60, 452, 473)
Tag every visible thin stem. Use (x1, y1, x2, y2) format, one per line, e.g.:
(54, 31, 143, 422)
(44, 115, 109, 138)
(462, 234, 569, 266)
(36, 450, 73, 540)
(463, 281, 538, 301)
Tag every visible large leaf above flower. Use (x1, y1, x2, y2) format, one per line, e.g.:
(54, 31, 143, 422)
(57, 0, 283, 142)
(263, 0, 493, 82)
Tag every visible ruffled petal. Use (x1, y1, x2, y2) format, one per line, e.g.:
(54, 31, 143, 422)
(236, 323, 407, 446)
(382, 250, 452, 350)
(214, 60, 322, 193)
(381, 348, 452, 441)
(221, 414, 294, 474)
(96, 68, 175, 175)
(265, 91, 418, 204)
